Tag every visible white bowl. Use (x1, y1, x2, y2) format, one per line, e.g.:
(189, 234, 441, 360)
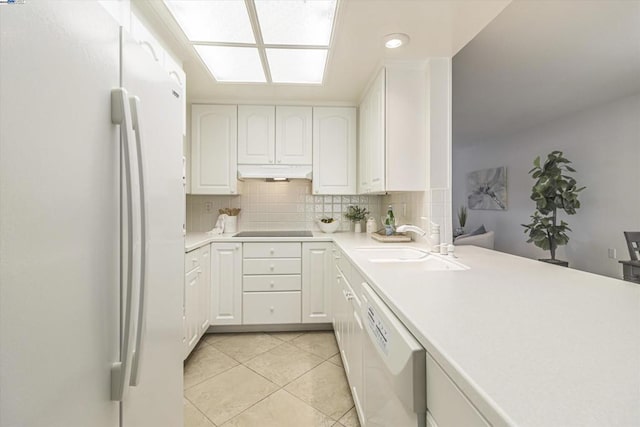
(317, 220, 340, 233)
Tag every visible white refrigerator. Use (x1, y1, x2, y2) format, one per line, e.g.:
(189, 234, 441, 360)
(0, 1, 185, 426)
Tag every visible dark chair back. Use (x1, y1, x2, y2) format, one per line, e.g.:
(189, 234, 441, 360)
(624, 231, 640, 261)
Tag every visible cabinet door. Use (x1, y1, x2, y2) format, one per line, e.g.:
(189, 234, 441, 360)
(368, 69, 386, 193)
(211, 243, 243, 325)
(198, 245, 211, 334)
(312, 107, 357, 195)
(276, 106, 312, 165)
(358, 96, 370, 194)
(238, 105, 275, 164)
(185, 267, 200, 353)
(191, 104, 238, 195)
(349, 298, 365, 421)
(302, 242, 333, 323)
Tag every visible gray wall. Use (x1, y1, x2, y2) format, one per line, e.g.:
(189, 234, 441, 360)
(452, 93, 640, 278)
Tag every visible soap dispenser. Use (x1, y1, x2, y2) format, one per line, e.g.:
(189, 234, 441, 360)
(384, 205, 396, 236)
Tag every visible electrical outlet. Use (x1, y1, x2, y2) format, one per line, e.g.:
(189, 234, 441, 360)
(608, 248, 617, 259)
(204, 202, 213, 213)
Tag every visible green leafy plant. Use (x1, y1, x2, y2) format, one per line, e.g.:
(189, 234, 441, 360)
(522, 151, 585, 261)
(320, 217, 335, 224)
(457, 206, 468, 228)
(345, 205, 369, 222)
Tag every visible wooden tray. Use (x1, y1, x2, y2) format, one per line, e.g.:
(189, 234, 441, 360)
(370, 230, 412, 242)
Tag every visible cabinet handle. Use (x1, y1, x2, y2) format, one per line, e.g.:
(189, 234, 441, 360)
(277, 159, 282, 163)
(270, 248, 275, 255)
(269, 159, 273, 163)
(235, 245, 240, 250)
(230, 190, 235, 194)
(270, 281, 275, 288)
(270, 264, 275, 271)
(270, 306, 275, 313)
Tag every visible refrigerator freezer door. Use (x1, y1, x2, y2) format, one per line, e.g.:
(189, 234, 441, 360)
(0, 2, 121, 427)
(119, 30, 185, 427)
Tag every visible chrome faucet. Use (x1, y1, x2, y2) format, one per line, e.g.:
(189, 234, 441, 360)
(395, 224, 427, 236)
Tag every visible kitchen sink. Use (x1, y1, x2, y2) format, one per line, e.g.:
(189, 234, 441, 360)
(355, 246, 469, 270)
(356, 246, 430, 261)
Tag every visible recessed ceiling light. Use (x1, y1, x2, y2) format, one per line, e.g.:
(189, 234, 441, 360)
(383, 33, 410, 49)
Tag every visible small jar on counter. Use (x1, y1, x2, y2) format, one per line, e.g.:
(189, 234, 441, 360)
(366, 217, 377, 234)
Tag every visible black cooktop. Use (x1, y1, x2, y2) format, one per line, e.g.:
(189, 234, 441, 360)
(232, 230, 313, 238)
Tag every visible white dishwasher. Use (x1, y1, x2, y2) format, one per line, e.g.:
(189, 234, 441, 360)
(361, 282, 426, 426)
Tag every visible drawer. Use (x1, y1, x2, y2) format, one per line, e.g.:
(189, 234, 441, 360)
(243, 291, 301, 324)
(244, 242, 301, 258)
(427, 354, 489, 427)
(243, 275, 301, 292)
(243, 258, 301, 275)
(185, 249, 200, 273)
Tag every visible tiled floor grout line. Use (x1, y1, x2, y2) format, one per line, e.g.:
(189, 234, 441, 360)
(185, 331, 356, 427)
(185, 395, 220, 427)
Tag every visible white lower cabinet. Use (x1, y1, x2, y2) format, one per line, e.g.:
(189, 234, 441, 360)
(198, 244, 211, 334)
(184, 267, 199, 356)
(302, 242, 333, 323)
(426, 353, 490, 427)
(332, 248, 365, 425)
(242, 242, 302, 325)
(184, 244, 212, 358)
(211, 243, 243, 325)
(243, 292, 301, 324)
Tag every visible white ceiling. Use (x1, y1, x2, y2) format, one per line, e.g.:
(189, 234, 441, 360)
(135, 0, 510, 104)
(452, 0, 640, 146)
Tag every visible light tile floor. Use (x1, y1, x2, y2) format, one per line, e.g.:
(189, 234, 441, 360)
(184, 331, 360, 427)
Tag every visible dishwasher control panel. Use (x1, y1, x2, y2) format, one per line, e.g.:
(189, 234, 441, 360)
(366, 303, 390, 355)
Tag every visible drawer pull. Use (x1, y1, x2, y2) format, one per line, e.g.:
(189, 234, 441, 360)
(235, 245, 240, 250)
(270, 264, 275, 271)
(270, 306, 275, 313)
(270, 281, 275, 288)
(270, 248, 275, 255)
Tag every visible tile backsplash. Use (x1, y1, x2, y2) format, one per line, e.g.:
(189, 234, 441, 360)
(187, 180, 382, 233)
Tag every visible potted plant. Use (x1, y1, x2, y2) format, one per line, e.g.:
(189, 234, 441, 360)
(522, 151, 585, 266)
(456, 206, 467, 236)
(345, 205, 370, 233)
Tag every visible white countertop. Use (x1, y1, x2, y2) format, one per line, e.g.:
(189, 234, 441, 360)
(185, 231, 332, 252)
(186, 231, 640, 426)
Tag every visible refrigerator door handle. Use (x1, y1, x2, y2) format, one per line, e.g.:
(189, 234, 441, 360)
(110, 88, 138, 402)
(129, 95, 149, 387)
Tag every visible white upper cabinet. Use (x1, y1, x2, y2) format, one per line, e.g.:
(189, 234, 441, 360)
(358, 64, 427, 194)
(238, 105, 276, 164)
(276, 106, 312, 165)
(313, 107, 357, 195)
(190, 104, 239, 195)
(238, 105, 311, 165)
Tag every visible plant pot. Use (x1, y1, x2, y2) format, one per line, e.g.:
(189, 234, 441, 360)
(354, 222, 362, 233)
(539, 259, 569, 267)
(317, 220, 339, 234)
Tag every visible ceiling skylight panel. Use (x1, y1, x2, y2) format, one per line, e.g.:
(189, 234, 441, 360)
(195, 46, 266, 83)
(164, 0, 255, 43)
(255, 0, 337, 46)
(266, 48, 328, 84)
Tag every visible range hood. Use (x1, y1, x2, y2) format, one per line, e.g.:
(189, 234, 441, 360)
(237, 164, 313, 181)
